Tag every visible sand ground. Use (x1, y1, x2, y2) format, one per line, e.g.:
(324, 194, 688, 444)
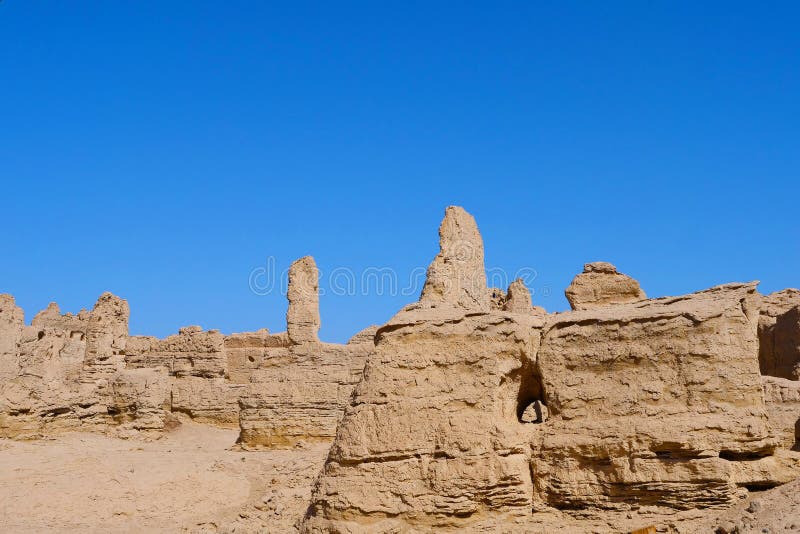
(0, 419, 327, 533)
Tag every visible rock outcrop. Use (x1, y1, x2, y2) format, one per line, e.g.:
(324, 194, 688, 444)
(0, 293, 171, 439)
(303, 304, 544, 532)
(238, 339, 373, 449)
(83, 292, 129, 380)
(126, 327, 227, 378)
(287, 256, 321, 345)
(534, 282, 782, 514)
(237, 259, 375, 449)
(503, 278, 545, 315)
(420, 206, 489, 310)
(3, 205, 800, 533)
(302, 209, 800, 533)
(565, 261, 646, 310)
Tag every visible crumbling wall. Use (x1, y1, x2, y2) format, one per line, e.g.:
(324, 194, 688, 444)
(238, 339, 372, 449)
(237, 269, 375, 449)
(224, 329, 290, 384)
(0, 294, 171, 439)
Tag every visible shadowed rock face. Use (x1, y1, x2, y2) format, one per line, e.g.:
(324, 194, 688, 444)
(287, 256, 321, 345)
(758, 289, 800, 380)
(420, 206, 489, 311)
(565, 261, 647, 310)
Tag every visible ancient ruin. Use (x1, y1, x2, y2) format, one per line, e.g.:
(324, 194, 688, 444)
(1, 206, 799, 533)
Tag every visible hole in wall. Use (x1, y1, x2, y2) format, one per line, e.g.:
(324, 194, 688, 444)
(519, 400, 548, 424)
(37, 331, 45, 340)
(517, 358, 547, 424)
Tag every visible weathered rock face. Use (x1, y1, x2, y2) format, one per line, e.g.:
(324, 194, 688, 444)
(0, 293, 172, 439)
(108, 368, 171, 432)
(758, 289, 800, 380)
(224, 329, 290, 383)
(0, 295, 24, 380)
(535, 282, 778, 512)
(287, 256, 321, 345)
(301, 204, 800, 533)
(503, 278, 545, 316)
(237, 255, 376, 448)
(303, 305, 544, 532)
(126, 327, 227, 378)
(83, 292, 129, 380)
(31, 302, 89, 336)
(565, 261, 647, 310)
(304, 281, 799, 533)
(238, 340, 372, 449)
(420, 206, 489, 311)
(762, 376, 800, 449)
(171, 376, 246, 427)
(488, 287, 507, 310)
(346, 325, 379, 346)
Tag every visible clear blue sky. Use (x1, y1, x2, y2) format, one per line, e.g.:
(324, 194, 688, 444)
(1, 2, 798, 342)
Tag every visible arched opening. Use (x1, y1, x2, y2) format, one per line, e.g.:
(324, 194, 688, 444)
(516, 359, 547, 424)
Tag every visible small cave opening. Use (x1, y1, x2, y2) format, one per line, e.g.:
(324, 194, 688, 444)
(37, 331, 45, 340)
(516, 359, 548, 424)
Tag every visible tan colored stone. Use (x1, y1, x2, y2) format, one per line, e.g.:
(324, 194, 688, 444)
(0, 294, 24, 380)
(287, 256, 320, 345)
(238, 341, 372, 450)
(108, 368, 170, 432)
(170, 376, 246, 427)
(224, 329, 290, 384)
(303, 280, 800, 532)
(488, 287, 507, 310)
(565, 261, 646, 310)
(31, 302, 89, 336)
(762, 375, 800, 449)
(420, 206, 489, 310)
(302, 303, 545, 532)
(346, 325, 378, 346)
(758, 289, 800, 380)
(534, 282, 778, 513)
(503, 278, 546, 316)
(83, 292, 129, 379)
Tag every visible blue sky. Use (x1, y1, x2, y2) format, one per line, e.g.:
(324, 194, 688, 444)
(1, 2, 798, 342)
